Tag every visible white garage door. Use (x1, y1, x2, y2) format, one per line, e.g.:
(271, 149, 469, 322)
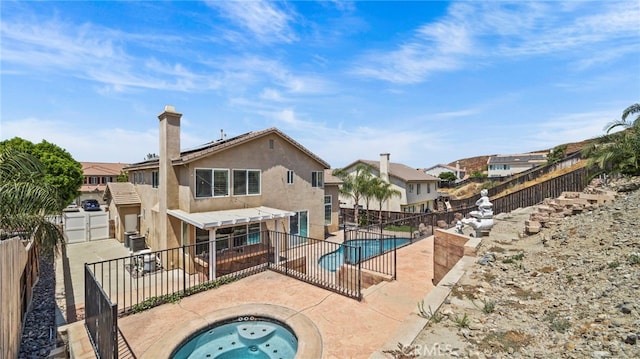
(63, 211, 109, 243)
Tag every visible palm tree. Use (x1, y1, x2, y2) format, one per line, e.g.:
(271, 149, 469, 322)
(332, 164, 375, 227)
(585, 103, 640, 176)
(371, 178, 401, 226)
(620, 103, 640, 128)
(0, 148, 64, 250)
(360, 177, 380, 226)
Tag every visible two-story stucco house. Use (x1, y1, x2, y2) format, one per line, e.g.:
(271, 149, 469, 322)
(339, 154, 440, 213)
(422, 161, 467, 182)
(487, 152, 547, 177)
(79, 162, 127, 205)
(105, 106, 330, 258)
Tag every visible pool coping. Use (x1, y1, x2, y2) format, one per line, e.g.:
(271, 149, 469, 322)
(140, 303, 323, 359)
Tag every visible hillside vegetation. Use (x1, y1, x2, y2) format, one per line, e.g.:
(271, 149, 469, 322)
(441, 138, 595, 200)
(448, 139, 594, 175)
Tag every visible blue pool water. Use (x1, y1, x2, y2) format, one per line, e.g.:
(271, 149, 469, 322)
(171, 317, 298, 359)
(318, 238, 411, 272)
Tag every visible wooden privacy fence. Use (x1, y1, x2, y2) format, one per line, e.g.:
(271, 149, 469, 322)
(491, 167, 588, 214)
(449, 157, 587, 213)
(340, 166, 589, 227)
(1, 238, 39, 359)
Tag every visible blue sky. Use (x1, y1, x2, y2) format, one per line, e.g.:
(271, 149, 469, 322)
(1, 1, 638, 169)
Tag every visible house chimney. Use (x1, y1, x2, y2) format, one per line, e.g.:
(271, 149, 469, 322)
(158, 105, 182, 250)
(380, 153, 390, 182)
(159, 105, 181, 160)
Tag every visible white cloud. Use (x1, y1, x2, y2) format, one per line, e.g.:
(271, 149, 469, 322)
(0, 18, 220, 93)
(260, 88, 285, 102)
(207, 0, 298, 44)
(353, 1, 640, 83)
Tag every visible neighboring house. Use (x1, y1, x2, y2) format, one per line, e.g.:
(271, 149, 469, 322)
(339, 153, 441, 213)
(422, 161, 467, 182)
(103, 182, 142, 243)
(105, 106, 331, 257)
(487, 152, 548, 177)
(79, 162, 127, 204)
(323, 169, 342, 234)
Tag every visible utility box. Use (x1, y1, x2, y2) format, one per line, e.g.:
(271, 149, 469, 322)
(130, 235, 147, 252)
(143, 251, 156, 272)
(124, 231, 138, 248)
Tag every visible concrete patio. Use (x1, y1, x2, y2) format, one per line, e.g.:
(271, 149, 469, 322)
(60, 233, 436, 358)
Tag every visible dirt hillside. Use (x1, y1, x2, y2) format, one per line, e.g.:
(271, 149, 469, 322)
(448, 139, 594, 175)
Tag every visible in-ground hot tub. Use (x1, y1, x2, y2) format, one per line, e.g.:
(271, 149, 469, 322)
(140, 303, 322, 359)
(171, 316, 297, 359)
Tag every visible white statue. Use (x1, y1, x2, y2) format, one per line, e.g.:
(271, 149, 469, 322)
(461, 189, 494, 236)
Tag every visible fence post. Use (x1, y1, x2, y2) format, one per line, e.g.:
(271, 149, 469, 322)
(357, 247, 362, 301)
(182, 246, 186, 294)
(393, 236, 397, 280)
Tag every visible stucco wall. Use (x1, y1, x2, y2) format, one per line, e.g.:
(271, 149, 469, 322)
(179, 133, 326, 240)
(129, 132, 328, 250)
(324, 184, 341, 233)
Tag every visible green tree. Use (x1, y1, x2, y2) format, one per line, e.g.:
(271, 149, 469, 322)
(0, 148, 64, 250)
(117, 170, 129, 182)
(0, 137, 83, 206)
(371, 178, 401, 225)
(469, 170, 487, 179)
(332, 164, 375, 227)
(438, 171, 457, 182)
(584, 103, 640, 176)
(547, 144, 567, 165)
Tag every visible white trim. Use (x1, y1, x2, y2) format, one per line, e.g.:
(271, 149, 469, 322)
(231, 168, 261, 196)
(194, 168, 230, 198)
(167, 206, 295, 229)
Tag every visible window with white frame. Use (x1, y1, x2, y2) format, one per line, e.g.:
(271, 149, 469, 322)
(408, 184, 414, 193)
(287, 170, 294, 184)
(152, 171, 159, 188)
(427, 183, 431, 193)
(233, 169, 261, 195)
(324, 195, 332, 225)
(91, 176, 98, 185)
(311, 171, 323, 188)
(195, 168, 229, 198)
(417, 183, 421, 195)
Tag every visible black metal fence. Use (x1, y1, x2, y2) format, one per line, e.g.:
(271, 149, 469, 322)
(85, 229, 412, 320)
(340, 208, 466, 235)
(341, 215, 434, 279)
(86, 236, 270, 316)
(85, 265, 118, 359)
(267, 231, 363, 300)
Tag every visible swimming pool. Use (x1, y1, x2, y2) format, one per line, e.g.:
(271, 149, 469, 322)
(171, 316, 298, 359)
(318, 238, 411, 272)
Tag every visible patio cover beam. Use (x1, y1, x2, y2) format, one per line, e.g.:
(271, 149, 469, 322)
(167, 206, 295, 229)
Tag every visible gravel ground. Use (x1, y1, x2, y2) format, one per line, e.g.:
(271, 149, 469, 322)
(412, 179, 640, 358)
(18, 248, 57, 359)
